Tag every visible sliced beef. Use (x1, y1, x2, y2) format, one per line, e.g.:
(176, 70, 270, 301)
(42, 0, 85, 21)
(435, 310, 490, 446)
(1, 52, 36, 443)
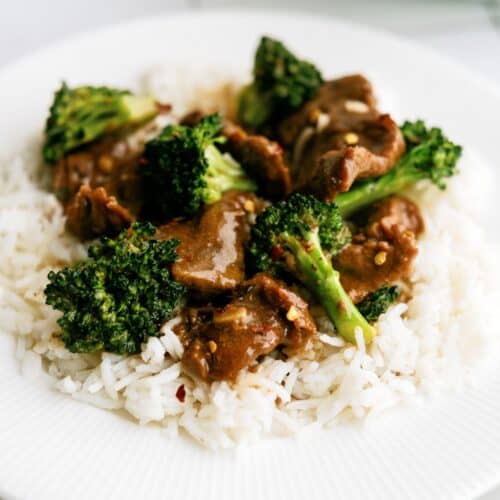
(274, 75, 405, 200)
(334, 196, 423, 303)
(364, 195, 424, 238)
(53, 119, 164, 240)
(180, 111, 292, 200)
(65, 185, 134, 240)
(295, 114, 405, 200)
(223, 121, 292, 199)
(156, 191, 265, 295)
(53, 134, 144, 213)
(276, 74, 378, 147)
(180, 110, 206, 127)
(177, 273, 317, 381)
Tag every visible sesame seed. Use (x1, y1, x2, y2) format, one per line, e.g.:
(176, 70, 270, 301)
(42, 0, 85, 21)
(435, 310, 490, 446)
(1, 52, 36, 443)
(286, 305, 299, 321)
(344, 132, 359, 145)
(97, 155, 114, 173)
(309, 108, 320, 124)
(213, 307, 247, 324)
(374, 251, 387, 266)
(243, 199, 255, 213)
(208, 340, 217, 353)
(344, 100, 370, 114)
(316, 112, 330, 132)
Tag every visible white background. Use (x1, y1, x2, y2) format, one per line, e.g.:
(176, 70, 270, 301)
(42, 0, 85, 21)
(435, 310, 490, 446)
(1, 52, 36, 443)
(1, 1, 499, 499)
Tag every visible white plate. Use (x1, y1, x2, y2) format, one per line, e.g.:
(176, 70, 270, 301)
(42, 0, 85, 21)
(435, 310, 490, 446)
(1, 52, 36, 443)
(1, 10, 500, 500)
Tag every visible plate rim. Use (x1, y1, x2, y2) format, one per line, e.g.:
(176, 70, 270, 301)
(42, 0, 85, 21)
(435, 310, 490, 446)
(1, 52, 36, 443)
(2, 7, 500, 100)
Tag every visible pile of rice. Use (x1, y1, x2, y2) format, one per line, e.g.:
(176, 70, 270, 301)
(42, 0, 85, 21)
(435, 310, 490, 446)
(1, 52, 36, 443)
(1, 68, 499, 449)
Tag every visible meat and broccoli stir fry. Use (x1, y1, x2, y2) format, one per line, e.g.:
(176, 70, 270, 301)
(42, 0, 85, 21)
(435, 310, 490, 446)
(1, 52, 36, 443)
(43, 36, 462, 382)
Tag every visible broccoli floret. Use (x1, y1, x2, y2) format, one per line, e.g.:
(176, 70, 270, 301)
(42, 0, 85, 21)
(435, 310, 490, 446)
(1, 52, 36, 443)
(336, 120, 462, 217)
(44, 222, 185, 354)
(357, 286, 400, 323)
(43, 82, 158, 164)
(237, 36, 323, 129)
(142, 113, 256, 220)
(248, 193, 375, 345)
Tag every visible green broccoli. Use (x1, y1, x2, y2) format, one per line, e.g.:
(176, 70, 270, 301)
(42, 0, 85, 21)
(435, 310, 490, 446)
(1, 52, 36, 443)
(248, 193, 376, 345)
(336, 120, 462, 217)
(44, 222, 185, 355)
(141, 113, 256, 220)
(357, 286, 400, 323)
(43, 82, 158, 164)
(238, 36, 323, 129)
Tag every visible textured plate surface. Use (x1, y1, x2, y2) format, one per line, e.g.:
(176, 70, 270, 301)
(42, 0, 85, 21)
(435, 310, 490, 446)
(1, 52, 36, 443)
(1, 10, 500, 500)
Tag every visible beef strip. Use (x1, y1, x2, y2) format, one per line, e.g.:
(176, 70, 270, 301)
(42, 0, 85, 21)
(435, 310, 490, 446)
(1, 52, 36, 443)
(295, 114, 405, 200)
(53, 134, 144, 211)
(180, 111, 292, 200)
(65, 185, 134, 240)
(364, 195, 424, 238)
(177, 273, 317, 381)
(53, 120, 163, 240)
(276, 74, 378, 147)
(156, 191, 265, 295)
(179, 110, 206, 127)
(274, 75, 405, 200)
(222, 120, 292, 199)
(334, 195, 423, 303)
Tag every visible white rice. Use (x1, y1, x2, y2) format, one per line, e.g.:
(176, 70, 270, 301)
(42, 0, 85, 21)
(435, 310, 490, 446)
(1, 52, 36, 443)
(1, 68, 500, 449)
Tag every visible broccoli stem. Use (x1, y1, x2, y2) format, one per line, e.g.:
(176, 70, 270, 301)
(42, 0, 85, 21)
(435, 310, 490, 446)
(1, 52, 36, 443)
(121, 95, 158, 124)
(204, 144, 257, 203)
(285, 231, 376, 345)
(336, 121, 461, 217)
(336, 164, 419, 218)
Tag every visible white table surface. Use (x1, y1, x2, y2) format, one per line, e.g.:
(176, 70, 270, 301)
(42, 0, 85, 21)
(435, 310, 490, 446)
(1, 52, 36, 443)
(1, 1, 499, 499)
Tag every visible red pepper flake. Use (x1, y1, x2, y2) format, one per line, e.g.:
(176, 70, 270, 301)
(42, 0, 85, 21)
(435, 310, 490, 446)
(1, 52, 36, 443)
(139, 157, 149, 165)
(175, 384, 186, 403)
(271, 245, 284, 261)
